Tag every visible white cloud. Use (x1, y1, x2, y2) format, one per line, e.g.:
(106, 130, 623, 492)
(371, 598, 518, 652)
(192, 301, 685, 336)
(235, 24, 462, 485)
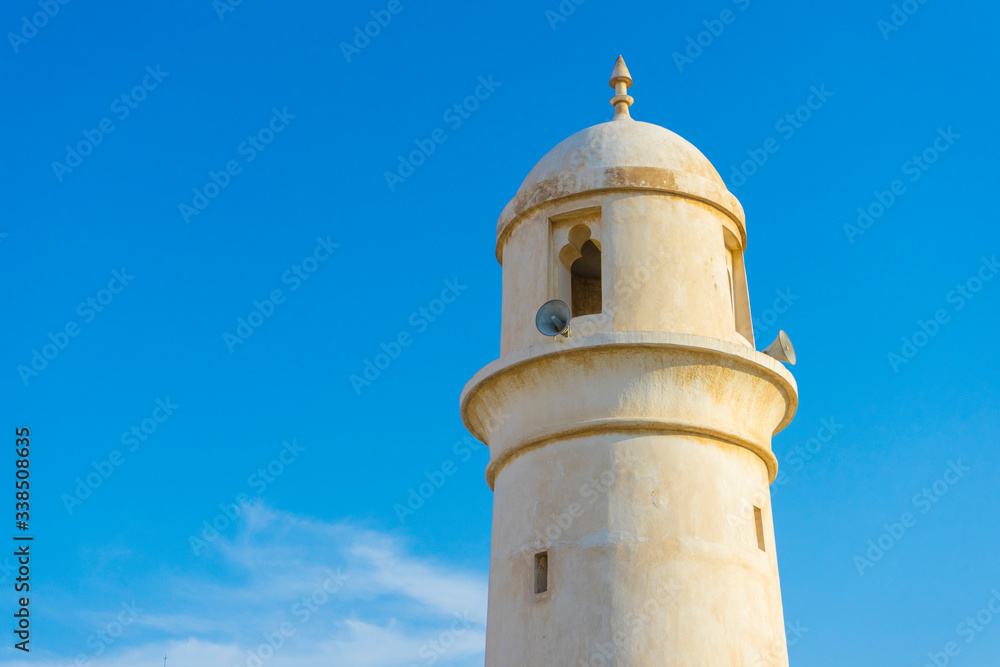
(1, 503, 487, 667)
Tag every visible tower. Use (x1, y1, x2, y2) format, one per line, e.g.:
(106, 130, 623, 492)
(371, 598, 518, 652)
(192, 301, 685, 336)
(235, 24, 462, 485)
(460, 57, 798, 665)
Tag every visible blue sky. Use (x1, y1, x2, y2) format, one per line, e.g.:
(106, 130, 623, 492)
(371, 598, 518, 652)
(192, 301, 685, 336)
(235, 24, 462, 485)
(1, 0, 998, 664)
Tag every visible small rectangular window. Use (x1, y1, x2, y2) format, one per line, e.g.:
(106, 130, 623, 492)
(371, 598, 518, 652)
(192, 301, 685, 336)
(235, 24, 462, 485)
(534, 551, 548, 594)
(753, 506, 766, 552)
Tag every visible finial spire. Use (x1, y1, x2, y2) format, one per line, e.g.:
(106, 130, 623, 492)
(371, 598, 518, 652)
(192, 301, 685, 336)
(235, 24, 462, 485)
(609, 55, 634, 120)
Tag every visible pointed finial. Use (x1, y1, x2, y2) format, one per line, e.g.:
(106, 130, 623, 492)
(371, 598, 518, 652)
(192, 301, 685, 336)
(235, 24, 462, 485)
(609, 55, 634, 120)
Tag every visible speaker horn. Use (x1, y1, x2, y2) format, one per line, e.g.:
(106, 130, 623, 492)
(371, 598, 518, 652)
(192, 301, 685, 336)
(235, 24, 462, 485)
(535, 299, 571, 337)
(762, 330, 796, 365)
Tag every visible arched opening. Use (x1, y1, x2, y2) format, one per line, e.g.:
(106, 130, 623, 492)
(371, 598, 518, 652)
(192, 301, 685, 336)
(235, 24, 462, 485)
(571, 239, 602, 316)
(725, 248, 737, 327)
(723, 228, 753, 345)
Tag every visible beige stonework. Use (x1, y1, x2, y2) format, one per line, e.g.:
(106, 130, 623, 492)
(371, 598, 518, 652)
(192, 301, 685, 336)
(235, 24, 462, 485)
(461, 56, 798, 666)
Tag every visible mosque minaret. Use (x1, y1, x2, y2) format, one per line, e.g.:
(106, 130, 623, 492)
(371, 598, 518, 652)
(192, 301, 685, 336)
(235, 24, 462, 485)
(461, 56, 799, 666)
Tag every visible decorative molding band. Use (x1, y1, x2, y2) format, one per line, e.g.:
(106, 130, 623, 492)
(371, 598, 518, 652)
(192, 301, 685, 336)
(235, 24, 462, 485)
(484, 416, 780, 490)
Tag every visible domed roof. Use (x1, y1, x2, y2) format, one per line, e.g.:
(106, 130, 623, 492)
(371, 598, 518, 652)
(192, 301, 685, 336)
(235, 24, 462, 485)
(496, 57, 744, 253)
(520, 119, 726, 191)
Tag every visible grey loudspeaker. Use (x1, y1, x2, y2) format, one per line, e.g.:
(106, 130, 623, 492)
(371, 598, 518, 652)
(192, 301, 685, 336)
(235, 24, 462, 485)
(535, 299, 571, 337)
(762, 330, 796, 365)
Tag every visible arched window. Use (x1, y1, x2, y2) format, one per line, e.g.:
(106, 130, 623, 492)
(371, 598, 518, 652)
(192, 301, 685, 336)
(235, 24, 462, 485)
(725, 247, 737, 328)
(571, 239, 602, 316)
(557, 223, 602, 317)
(723, 228, 753, 345)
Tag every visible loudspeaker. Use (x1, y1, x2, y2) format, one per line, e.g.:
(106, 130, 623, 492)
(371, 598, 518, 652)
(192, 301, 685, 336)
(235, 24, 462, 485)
(535, 300, 571, 337)
(762, 330, 796, 365)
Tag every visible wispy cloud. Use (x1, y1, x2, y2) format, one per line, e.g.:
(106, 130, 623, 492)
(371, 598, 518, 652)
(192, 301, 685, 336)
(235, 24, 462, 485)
(2, 503, 487, 667)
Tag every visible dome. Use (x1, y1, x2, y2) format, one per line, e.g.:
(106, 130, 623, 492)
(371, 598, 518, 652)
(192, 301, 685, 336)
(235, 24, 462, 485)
(496, 58, 744, 250)
(522, 119, 726, 197)
(498, 118, 745, 241)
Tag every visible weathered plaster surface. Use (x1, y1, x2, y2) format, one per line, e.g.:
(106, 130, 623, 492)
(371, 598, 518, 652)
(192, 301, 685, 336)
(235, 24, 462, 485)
(462, 60, 797, 665)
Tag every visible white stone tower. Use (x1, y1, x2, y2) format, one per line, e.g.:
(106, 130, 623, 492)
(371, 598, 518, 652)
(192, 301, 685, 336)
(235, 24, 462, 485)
(460, 56, 798, 666)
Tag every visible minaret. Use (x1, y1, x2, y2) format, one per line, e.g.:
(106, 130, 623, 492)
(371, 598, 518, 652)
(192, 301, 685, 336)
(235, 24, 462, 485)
(460, 56, 798, 665)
